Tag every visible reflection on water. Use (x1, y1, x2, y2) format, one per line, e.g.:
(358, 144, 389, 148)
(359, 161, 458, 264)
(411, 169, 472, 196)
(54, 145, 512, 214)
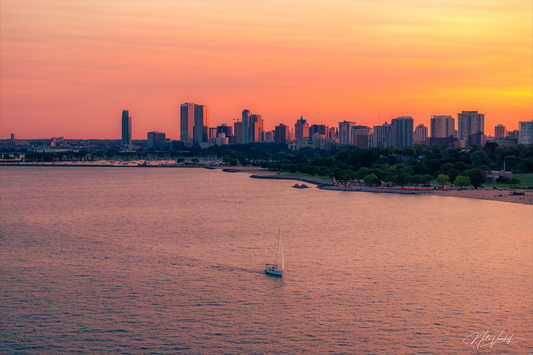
(1, 167, 531, 354)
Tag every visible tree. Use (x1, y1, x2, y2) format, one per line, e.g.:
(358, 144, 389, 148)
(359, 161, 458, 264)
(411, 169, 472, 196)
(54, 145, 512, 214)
(509, 178, 520, 186)
(448, 168, 460, 183)
(454, 175, 471, 189)
(436, 174, 450, 188)
(395, 172, 410, 188)
(411, 174, 423, 187)
(465, 168, 486, 188)
(363, 173, 379, 185)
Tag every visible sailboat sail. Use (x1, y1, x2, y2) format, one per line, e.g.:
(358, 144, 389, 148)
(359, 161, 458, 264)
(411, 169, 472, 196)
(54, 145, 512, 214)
(280, 238, 284, 270)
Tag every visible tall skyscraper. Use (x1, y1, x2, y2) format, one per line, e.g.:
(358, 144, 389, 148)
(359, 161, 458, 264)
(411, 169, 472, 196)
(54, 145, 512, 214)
(121, 110, 132, 149)
(430, 115, 455, 138)
(390, 116, 414, 148)
(414, 124, 428, 144)
(249, 114, 263, 143)
(241, 110, 251, 144)
(458, 111, 484, 141)
(193, 105, 209, 145)
(180, 103, 195, 143)
(274, 124, 289, 144)
(295, 117, 309, 141)
(494, 124, 506, 139)
(234, 121, 243, 144)
(338, 121, 356, 145)
(518, 120, 533, 144)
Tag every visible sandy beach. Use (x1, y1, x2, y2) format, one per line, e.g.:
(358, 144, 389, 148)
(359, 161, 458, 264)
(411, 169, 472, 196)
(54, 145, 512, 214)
(438, 188, 533, 206)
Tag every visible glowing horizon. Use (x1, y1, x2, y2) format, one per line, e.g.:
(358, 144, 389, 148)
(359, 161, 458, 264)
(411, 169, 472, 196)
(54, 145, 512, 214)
(1, 0, 531, 139)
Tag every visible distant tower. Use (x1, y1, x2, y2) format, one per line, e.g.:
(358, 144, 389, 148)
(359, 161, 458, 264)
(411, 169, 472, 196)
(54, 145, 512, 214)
(295, 117, 309, 141)
(338, 121, 356, 145)
(430, 115, 455, 138)
(180, 103, 195, 144)
(390, 116, 414, 148)
(414, 124, 428, 144)
(494, 124, 506, 139)
(458, 111, 484, 141)
(241, 110, 251, 144)
(121, 110, 132, 149)
(193, 105, 209, 145)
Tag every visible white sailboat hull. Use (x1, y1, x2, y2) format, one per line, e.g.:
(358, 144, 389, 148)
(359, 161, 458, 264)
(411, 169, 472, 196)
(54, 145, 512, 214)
(265, 266, 282, 276)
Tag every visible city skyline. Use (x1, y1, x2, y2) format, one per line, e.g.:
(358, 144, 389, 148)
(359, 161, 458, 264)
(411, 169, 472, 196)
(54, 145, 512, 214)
(1, 0, 532, 139)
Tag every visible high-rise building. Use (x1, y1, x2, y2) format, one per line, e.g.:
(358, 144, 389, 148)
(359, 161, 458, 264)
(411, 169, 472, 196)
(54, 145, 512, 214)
(430, 115, 455, 138)
(241, 110, 251, 144)
(338, 121, 356, 145)
(309, 124, 328, 138)
(414, 124, 428, 144)
(121, 110, 132, 148)
(519, 120, 533, 144)
(390, 116, 414, 148)
(458, 111, 484, 141)
(217, 124, 233, 138)
(350, 125, 371, 148)
(193, 105, 209, 145)
(209, 128, 217, 141)
(180, 103, 195, 143)
(295, 117, 309, 141)
(274, 124, 289, 144)
(495, 124, 506, 139)
(249, 114, 263, 143)
(234, 121, 243, 144)
(371, 123, 390, 147)
(328, 127, 338, 140)
(147, 131, 166, 149)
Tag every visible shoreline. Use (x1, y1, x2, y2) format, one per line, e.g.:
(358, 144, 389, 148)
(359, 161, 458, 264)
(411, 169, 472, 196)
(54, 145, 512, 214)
(250, 173, 533, 206)
(3, 164, 532, 206)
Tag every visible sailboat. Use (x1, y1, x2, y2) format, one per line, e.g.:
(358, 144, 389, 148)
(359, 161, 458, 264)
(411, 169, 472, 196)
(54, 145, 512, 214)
(265, 229, 284, 276)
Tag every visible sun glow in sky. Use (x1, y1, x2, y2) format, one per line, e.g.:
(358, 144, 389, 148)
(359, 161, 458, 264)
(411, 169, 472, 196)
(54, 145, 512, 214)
(1, 0, 531, 139)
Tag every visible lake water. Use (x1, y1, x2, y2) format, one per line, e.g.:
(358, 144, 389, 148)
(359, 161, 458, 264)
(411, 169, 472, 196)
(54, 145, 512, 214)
(1, 166, 531, 354)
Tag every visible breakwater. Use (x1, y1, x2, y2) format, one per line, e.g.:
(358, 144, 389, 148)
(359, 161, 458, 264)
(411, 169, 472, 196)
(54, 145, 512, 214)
(250, 174, 440, 195)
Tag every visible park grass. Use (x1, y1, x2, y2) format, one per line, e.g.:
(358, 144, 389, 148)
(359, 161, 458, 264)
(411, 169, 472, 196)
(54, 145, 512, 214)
(514, 173, 533, 184)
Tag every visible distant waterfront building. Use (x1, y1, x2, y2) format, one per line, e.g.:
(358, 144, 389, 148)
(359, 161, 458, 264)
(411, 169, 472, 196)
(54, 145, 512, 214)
(414, 124, 428, 144)
(234, 121, 242, 144)
(328, 127, 338, 140)
(250, 114, 264, 143)
(430, 115, 455, 138)
(519, 120, 533, 144)
(371, 123, 389, 148)
(295, 117, 309, 141)
(494, 124, 506, 139)
(274, 124, 289, 144)
(458, 111, 484, 144)
(390, 116, 413, 148)
(241, 110, 251, 144)
(338, 121, 356, 145)
(309, 124, 328, 139)
(180, 103, 195, 144)
(193, 105, 209, 146)
(147, 131, 166, 149)
(350, 125, 371, 148)
(217, 124, 233, 138)
(209, 128, 217, 141)
(121, 110, 133, 149)
(264, 130, 274, 142)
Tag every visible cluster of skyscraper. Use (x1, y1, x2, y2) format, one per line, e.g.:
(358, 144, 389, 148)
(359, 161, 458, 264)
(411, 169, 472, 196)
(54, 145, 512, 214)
(121, 106, 533, 150)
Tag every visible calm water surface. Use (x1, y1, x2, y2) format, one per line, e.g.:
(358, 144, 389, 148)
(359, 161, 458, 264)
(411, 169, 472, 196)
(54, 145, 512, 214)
(1, 167, 531, 354)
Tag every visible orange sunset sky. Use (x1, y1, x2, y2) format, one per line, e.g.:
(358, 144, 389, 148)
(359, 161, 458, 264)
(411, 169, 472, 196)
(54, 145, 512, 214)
(1, 0, 532, 140)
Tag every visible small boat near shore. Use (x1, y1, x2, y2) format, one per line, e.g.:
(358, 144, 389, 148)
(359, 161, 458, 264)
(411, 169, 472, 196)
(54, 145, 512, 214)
(265, 230, 284, 277)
